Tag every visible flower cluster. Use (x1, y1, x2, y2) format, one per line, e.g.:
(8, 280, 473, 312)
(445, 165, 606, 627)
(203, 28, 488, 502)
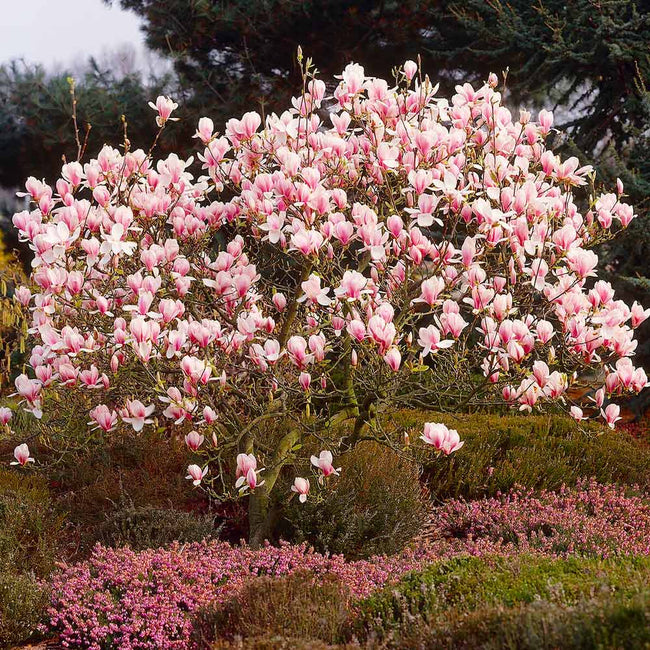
(9, 59, 647, 503)
(48, 540, 425, 649)
(47, 480, 650, 649)
(423, 479, 650, 557)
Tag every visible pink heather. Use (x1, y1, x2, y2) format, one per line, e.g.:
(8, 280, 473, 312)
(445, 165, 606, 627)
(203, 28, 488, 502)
(48, 480, 650, 649)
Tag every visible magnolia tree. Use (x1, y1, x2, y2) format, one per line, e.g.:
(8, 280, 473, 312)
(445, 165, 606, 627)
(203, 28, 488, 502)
(7, 58, 649, 544)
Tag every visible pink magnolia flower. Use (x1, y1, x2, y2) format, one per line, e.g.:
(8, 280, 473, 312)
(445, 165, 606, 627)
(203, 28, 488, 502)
(298, 274, 331, 306)
(403, 60, 418, 81)
(532, 361, 550, 388)
(291, 477, 310, 503)
(236, 453, 257, 478)
(418, 325, 454, 356)
(99, 222, 137, 260)
(416, 277, 445, 307)
(181, 356, 212, 385)
(310, 450, 341, 482)
(89, 404, 118, 432)
(193, 117, 214, 144)
(121, 399, 155, 432)
(202, 406, 218, 424)
(299, 372, 311, 391)
(286, 336, 312, 368)
(421, 422, 464, 455)
(601, 403, 621, 429)
(538, 109, 554, 134)
(335, 270, 367, 301)
(235, 453, 264, 492)
(186, 464, 208, 486)
(570, 406, 586, 421)
(630, 302, 650, 328)
(11, 443, 34, 466)
(0, 407, 12, 425)
(12, 374, 42, 419)
(149, 95, 179, 126)
(185, 431, 205, 451)
(339, 62, 365, 95)
(272, 293, 287, 312)
(384, 347, 402, 372)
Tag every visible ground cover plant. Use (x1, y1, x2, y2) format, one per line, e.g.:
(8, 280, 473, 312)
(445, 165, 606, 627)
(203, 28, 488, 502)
(43, 480, 650, 649)
(354, 554, 650, 649)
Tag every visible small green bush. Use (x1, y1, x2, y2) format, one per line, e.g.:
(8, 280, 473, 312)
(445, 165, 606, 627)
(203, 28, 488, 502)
(47, 430, 205, 536)
(194, 571, 351, 647)
(422, 593, 650, 650)
(281, 442, 428, 559)
(95, 503, 221, 550)
(0, 469, 65, 576)
(0, 570, 49, 649)
(353, 554, 650, 647)
(0, 470, 65, 648)
(383, 411, 650, 500)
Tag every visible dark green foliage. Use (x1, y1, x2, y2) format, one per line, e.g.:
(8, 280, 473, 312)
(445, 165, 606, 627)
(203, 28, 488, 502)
(0, 470, 64, 648)
(0, 571, 49, 650)
(95, 503, 221, 550)
(382, 411, 650, 500)
(422, 594, 650, 650)
(353, 554, 650, 648)
(281, 441, 428, 559)
(0, 469, 65, 577)
(428, 1, 649, 167)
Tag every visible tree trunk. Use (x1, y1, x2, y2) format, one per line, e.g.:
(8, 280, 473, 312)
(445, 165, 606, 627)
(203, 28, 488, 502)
(247, 426, 301, 547)
(248, 485, 273, 548)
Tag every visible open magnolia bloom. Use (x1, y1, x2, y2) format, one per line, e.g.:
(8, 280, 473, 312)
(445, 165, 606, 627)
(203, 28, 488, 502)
(10, 58, 649, 542)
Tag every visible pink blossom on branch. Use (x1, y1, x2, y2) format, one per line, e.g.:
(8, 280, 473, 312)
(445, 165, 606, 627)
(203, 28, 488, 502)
(10, 443, 34, 466)
(10, 59, 645, 516)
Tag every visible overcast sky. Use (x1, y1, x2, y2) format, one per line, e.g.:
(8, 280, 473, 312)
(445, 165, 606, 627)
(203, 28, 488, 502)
(0, 0, 146, 69)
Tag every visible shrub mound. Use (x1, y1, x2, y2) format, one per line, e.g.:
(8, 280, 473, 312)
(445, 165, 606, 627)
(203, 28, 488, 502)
(387, 411, 650, 499)
(282, 441, 428, 559)
(193, 570, 351, 647)
(95, 504, 220, 551)
(47, 481, 650, 649)
(355, 554, 650, 649)
(0, 469, 63, 648)
(0, 572, 49, 650)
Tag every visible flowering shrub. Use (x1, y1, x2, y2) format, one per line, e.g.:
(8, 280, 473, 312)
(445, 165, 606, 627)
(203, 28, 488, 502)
(47, 540, 424, 650)
(424, 479, 650, 557)
(9, 58, 649, 540)
(47, 481, 650, 649)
